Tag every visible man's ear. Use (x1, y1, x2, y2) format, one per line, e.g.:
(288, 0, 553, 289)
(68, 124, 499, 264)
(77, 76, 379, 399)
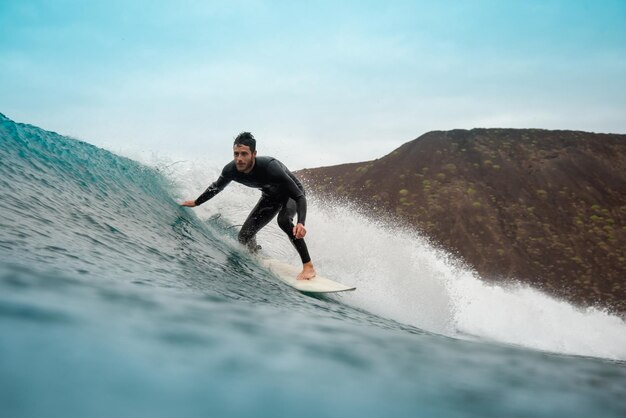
(253, 151, 257, 157)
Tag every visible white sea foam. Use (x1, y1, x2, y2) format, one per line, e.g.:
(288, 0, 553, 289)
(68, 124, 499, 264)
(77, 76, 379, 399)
(165, 158, 626, 361)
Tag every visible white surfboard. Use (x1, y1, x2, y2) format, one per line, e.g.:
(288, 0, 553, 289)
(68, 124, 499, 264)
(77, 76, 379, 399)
(261, 259, 356, 293)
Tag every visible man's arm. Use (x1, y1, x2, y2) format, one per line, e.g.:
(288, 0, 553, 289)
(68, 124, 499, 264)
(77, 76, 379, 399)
(194, 175, 231, 206)
(267, 160, 307, 225)
(266, 160, 308, 240)
(180, 167, 232, 207)
(293, 195, 307, 226)
(291, 194, 308, 239)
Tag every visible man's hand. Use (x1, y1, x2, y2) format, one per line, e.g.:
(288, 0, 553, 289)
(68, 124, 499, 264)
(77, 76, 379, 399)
(180, 200, 197, 207)
(292, 223, 307, 239)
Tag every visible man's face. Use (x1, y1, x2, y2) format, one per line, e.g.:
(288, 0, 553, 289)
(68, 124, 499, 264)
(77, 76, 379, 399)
(233, 144, 256, 173)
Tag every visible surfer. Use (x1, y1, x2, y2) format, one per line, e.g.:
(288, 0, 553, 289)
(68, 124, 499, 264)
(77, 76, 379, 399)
(180, 132, 316, 281)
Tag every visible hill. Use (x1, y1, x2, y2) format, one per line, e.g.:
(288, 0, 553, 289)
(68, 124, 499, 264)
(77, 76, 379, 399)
(297, 129, 626, 313)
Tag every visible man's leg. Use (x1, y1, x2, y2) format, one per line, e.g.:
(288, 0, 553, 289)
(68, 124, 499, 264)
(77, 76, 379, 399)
(239, 195, 281, 253)
(277, 198, 316, 280)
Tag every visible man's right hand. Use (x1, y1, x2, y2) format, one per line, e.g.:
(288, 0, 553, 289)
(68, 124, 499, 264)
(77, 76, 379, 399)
(180, 200, 197, 207)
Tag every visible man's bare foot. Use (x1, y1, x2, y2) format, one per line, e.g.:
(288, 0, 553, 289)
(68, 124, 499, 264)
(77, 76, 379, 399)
(297, 262, 316, 280)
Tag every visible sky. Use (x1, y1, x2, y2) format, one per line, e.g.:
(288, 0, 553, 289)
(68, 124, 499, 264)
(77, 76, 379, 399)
(1, 0, 625, 168)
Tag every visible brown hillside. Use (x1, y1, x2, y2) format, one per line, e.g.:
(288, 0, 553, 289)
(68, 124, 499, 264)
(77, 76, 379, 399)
(298, 129, 626, 313)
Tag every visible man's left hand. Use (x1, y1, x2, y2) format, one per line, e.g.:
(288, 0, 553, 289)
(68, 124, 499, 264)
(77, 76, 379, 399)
(293, 223, 307, 239)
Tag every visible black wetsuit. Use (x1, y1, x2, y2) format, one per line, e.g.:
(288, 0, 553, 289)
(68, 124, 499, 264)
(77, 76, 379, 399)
(194, 156, 311, 264)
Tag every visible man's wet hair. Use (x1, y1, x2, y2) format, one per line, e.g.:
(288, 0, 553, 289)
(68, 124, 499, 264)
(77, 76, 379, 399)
(234, 132, 256, 153)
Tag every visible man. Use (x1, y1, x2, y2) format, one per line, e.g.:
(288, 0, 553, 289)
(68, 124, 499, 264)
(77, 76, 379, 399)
(180, 132, 316, 281)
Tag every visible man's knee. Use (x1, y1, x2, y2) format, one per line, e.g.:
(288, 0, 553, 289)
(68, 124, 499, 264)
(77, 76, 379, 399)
(276, 213, 292, 232)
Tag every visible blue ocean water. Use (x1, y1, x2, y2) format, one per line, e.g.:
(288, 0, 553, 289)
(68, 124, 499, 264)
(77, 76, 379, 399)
(1, 113, 625, 418)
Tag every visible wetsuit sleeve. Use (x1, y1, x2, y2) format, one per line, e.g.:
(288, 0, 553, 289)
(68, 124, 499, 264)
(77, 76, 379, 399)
(194, 167, 232, 206)
(268, 160, 307, 225)
(293, 195, 307, 226)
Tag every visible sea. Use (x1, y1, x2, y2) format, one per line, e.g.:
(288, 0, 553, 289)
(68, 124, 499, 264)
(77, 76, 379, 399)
(1, 113, 625, 418)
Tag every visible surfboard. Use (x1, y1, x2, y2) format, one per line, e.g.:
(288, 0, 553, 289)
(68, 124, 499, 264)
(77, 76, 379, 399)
(261, 259, 356, 293)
